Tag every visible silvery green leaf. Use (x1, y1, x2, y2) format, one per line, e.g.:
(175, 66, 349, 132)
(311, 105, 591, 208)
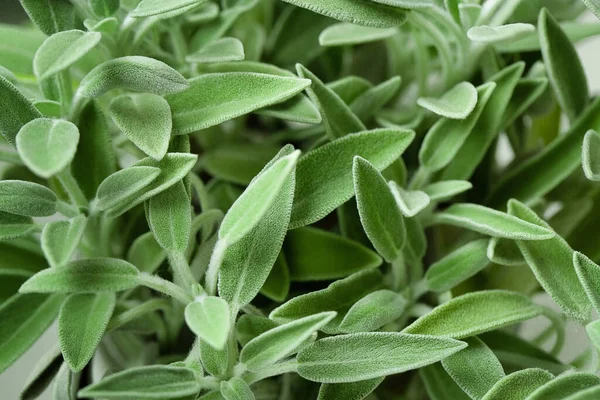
(318, 23, 397, 47)
(0, 212, 35, 241)
(582, 0, 600, 19)
(127, 232, 166, 274)
(582, 130, 600, 181)
(539, 8, 588, 122)
(442, 337, 505, 400)
(130, 0, 206, 17)
(240, 312, 336, 372)
(200, 338, 228, 378)
(58, 292, 115, 372)
(291, 128, 414, 228)
(257, 94, 322, 124)
(221, 377, 254, 400)
(236, 314, 279, 347)
(168, 73, 310, 135)
(508, 200, 591, 322)
(78, 365, 201, 399)
(84, 17, 119, 33)
(419, 82, 495, 172)
(481, 369, 554, 400)
(202, 144, 279, 186)
(420, 363, 471, 400)
(502, 78, 549, 127)
(259, 254, 290, 303)
(186, 37, 245, 63)
(423, 180, 473, 202)
(403, 290, 543, 338)
(0, 180, 56, 217)
(90, 0, 120, 17)
(280, 0, 407, 28)
(339, 290, 406, 333)
(33, 100, 61, 118)
(0, 75, 42, 146)
(425, 239, 489, 292)
(328, 76, 373, 103)
(284, 227, 382, 281)
(19, 258, 139, 293)
(389, 182, 430, 218)
(20, 346, 62, 400)
(565, 387, 600, 400)
(432, 203, 555, 240)
(467, 23, 535, 44)
(16, 118, 79, 178)
(185, 296, 230, 350)
(42, 215, 86, 268)
(369, 0, 433, 9)
(33, 30, 101, 81)
(296, 64, 365, 139)
(586, 320, 600, 351)
(185, 2, 219, 23)
(353, 156, 406, 262)
(53, 361, 76, 400)
(496, 22, 600, 53)
(109, 93, 172, 160)
(417, 82, 478, 120)
(486, 238, 524, 266)
(350, 76, 402, 123)
(574, 251, 600, 315)
(318, 378, 383, 400)
(147, 182, 191, 252)
(525, 372, 600, 400)
(78, 56, 189, 97)
(96, 166, 162, 211)
(19, 0, 74, 36)
(297, 332, 466, 383)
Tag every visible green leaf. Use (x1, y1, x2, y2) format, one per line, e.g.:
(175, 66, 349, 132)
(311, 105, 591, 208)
(339, 290, 406, 333)
(221, 377, 254, 400)
(423, 180, 473, 202)
(441, 337, 505, 400)
(582, 0, 600, 19)
(353, 156, 406, 262)
(130, 0, 206, 17)
(127, 232, 166, 274)
(318, 23, 397, 47)
(291, 128, 414, 228)
(109, 93, 172, 160)
(419, 82, 495, 172)
(259, 254, 290, 302)
(403, 290, 543, 338)
(420, 363, 471, 400)
(425, 239, 489, 292)
(503, 78, 549, 127)
(280, 0, 408, 28)
(508, 200, 591, 321)
(90, 0, 120, 17)
(42, 215, 87, 268)
(19, 0, 74, 36)
(78, 365, 201, 399)
(236, 314, 279, 347)
(296, 64, 365, 140)
(574, 251, 600, 315)
(0, 293, 64, 373)
(487, 237, 524, 266)
(53, 361, 76, 400)
(432, 203, 555, 240)
(539, 8, 588, 121)
(0, 75, 42, 146)
(370, 0, 433, 8)
(564, 386, 600, 400)
(284, 227, 382, 281)
(16, 118, 79, 178)
(78, 56, 189, 97)
(582, 130, 600, 181)
(467, 23, 535, 44)
(417, 82, 479, 120)
(526, 372, 600, 400)
(201, 144, 279, 186)
(318, 378, 383, 400)
(58, 292, 115, 372)
(186, 37, 245, 63)
(586, 320, 600, 351)
(185, 296, 231, 350)
(0, 180, 56, 217)
(20, 258, 139, 293)
(0, 212, 35, 241)
(20, 346, 62, 400)
(349, 76, 402, 122)
(96, 166, 161, 211)
(240, 312, 336, 372)
(168, 72, 310, 135)
(389, 182, 430, 218)
(481, 369, 554, 400)
(147, 182, 191, 252)
(257, 94, 322, 124)
(297, 332, 466, 383)
(33, 30, 101, 81)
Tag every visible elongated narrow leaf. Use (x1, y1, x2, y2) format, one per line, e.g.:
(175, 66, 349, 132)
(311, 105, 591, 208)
(319, 23, 397, 46)
(257, 94, 322, 124)
(19, 0, 74, 36)
(33, 30, 101, 80)
(353, 156, 406, 262)
(284, 227, 381, 281)
(0, 75, 42, 145)
(127, 232, 166, 274)
(185, 296, 230, 350)
(20, 346, 62, 400)
(202, 144, 279, 185)
(78, 56, 189, 97)
(168, 73, 310, 135)
(221, 377, 254, 400)
(78, 365, 201, 399)
(280, 0, 407, 28)
(582, 130, 600, 181)
(403, 290, 543, 338)
(503, 78, 549, 127)
(564, 386, 600, 400)
(58, 292, 115, 372)
(425, 239, 489, 292)
(240, 312, 336, 371)
(574, 251, 600, 314)
(442, 337, 505, 400)
(96, 166, 161, 211)
(20, 258, 139, 293)
(297, 332, 466, 383)
(259, 254, 290, 302)
(318, 378, 383, 400)
(481, 369, 554, 400)
(291, 128, 414, 228)
(130, 0, 206, 17)
(339, 290, 406, 333)
(350, 76, 402, 122)
(147, 182, 191, 252)
(90, 0, 120, 16)
(0, 180, 56, 217)
(16, 118, 79, 178)
(389, 182, 430, 217)
(526, 372, 600, 400)
(0, 212, 35, 241)
(420, 363, 471, 400)
(432, 203, 555, 240)
(423, 180, 472, 202)
(186, 37, 245, 63)
(42, 215, 86, 268)
(418, 82, 478, 120)
(468, 23, 535, 44)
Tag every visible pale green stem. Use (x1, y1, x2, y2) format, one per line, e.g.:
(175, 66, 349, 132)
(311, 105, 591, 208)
(57, 168, 88, 209)
(205, 239, 227, 296)
(168, 251, 197, 293)
(138, 273, 194, 305)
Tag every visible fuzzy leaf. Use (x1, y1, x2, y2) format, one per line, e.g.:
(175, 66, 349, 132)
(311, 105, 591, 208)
(389, 182, 430, 217)
(19, 258, 139, 293)
(370, 0, 433, 7)
(58, 292, 115, 372)
(185, 296, 230, 350)
(96, 166, 162, 211)
(420, 363, 471, 400)
(221, 377, 254, 400)
(168, 73, 310, 135)
(186, 37, 245, 63)
(481, 369, 554, 400)
(257, 94, 322, 124)
(78, 56, 189, 97)
(90, 0, 120, 16)
(319, 23, 397, 47)
(339, 290, 406, 333)
(350, 76, 402, 122)
(0, 75, 42, 146)
(582, 130, 600, 181)
(130, 0, 206, 17)
(565, 386, 600, 400)
(418, 82, 478, 120)
(403, 290, 543, 338)
(0, 212, 35, 241)
(468, 23, 535, 44)
(127, 232, 166, 274)
(353, 156, 406, 262)
(33, 30, 101, 80)
(423, 180, 473, 202)
(259, 254, 290, 303)
(16, 118, 79, 178)
(19, 0, 74, 36)
(78, 365, 201, 399)
(240, 312, 336, 371)
(147, 182, 191, 252)
(526, 372, 600, 400)
(109, 93, 172, 160)
(318, 378, 383, 400)
(297, 332, 466, 383)
(42, 215, 87, 268)
(202, 144, 279, 185)
(487, 237, 524, 266)
(0, 180, 56, 217)
(574, 251, 600, 315)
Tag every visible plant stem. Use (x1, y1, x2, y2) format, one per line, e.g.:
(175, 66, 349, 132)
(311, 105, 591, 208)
(168, 251, 197, 293)
(138, 273, 193, 305)
(242, 360, 299, 384)
(57, 168, 88, 209)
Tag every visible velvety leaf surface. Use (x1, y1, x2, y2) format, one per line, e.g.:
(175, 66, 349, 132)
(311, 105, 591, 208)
(185, 296, 230, 350)
(0, 180, 56, 217)
(481, 369, 554, 400)
(417, 82, 478, 120)
(41, 215, 87, 268)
